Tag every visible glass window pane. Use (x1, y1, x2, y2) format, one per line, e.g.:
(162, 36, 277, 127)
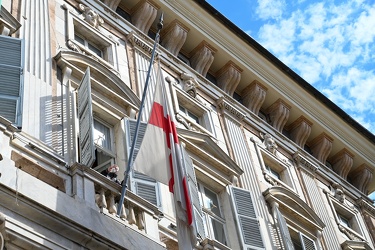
(203, 187, 221, 217)
(74, 34, 85, 45)
(88, 43, 102, 57)
(211, 217, 227, 245)
(93, 120, 111, 150)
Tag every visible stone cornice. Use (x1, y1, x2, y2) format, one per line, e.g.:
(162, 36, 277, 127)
(217, 97, 245, 121)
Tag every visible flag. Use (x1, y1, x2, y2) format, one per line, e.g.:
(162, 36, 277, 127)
(133, 69, 197, 247)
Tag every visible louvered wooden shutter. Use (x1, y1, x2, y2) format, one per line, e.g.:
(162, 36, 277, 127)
(300, 233, 316, 250)
(230, 186, 265, 249)
(181, 146, 206, 240)
(77, 67, 95, 167)
(275, 206, 295, 250)
(132, 171, 159, 206)
(0, 36, 23, 127)
(125, 118, 159, 206)
(125, 118, 147, 162)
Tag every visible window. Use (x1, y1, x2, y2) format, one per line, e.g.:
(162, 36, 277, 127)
(179, 105, 200, 124)
(74, 33, 103, 58)
(289, 230, 317, 250)
(265, 164, 281, 180)
(0, 36, 23, 127)
(198, 184, 227, 245)
(92, 119, 115, 173)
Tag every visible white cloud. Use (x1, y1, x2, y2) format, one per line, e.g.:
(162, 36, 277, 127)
(256, 0, 286, 20)
(254, 0, 375, 133)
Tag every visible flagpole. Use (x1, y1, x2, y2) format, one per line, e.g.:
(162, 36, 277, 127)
(117, 13, 164, 216)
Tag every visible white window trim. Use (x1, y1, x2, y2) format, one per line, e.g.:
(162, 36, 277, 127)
(255, 143, 296, 192)
(65, 6, 118, 70)
(327, 193, 366, 241)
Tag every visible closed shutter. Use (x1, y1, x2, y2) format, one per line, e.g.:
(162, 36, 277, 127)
(125, 118, 159, 206)
(0, 36, 23, 127)
(77, 67, 95, 167)
(181, 146, 206, 240)
(300, 233, 316, 250)
(132, 171, 159, 206)
(230, 186, 265, 249)
(275, 206, 295, 250)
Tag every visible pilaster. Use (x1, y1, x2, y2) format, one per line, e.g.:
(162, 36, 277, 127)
(266, 99, 291, 132)
(190, 41, 216, 76)
(216, 61, 243, 95)
(241, 80, 268, 115)
(287, 116, 312, 148)
(161, 20, 189, 56)
(309, 133, 333, 163)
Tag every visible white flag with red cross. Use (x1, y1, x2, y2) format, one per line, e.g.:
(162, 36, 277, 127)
(133, 71, 196, 247)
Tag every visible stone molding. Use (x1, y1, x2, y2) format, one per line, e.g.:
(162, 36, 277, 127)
(216, 61, 243, 95)
(266, 99, 291, 132)
(217, 97, 245, 121)
(241, 80, 268, 115)
(293, 152, 319, 173)
(128, 31, 154, 55)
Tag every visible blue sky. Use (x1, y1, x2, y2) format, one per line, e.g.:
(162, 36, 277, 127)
(205, 0, 375, 200)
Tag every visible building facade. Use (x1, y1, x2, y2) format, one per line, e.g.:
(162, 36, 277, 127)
(0, 0, 375, 249)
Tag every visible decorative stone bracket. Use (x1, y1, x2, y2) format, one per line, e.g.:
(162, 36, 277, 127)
(190, 41, 216, 77)
(216, 61, 242, 96)
(79, 4, 104, 29)
(241, 80, 267, 115)
(266, 99, 291, 132)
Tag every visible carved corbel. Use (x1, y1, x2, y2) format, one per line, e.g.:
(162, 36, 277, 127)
(308, 133, 333, 163)
(190, 41, 216, 76)
(350, 164, 373, 194)
(131, 0, 159, 34)
(181, 72, 199, 98)
(103, 0, 121, 11)
(215, 61, 243, 95)
(329, 149, 354, 180)
(161, 20, 189, 56)
(266, 99, 291, 132)
(286, 116, 312, 148)
(79, 4, 104, 29)
(241, 80, 268, 115)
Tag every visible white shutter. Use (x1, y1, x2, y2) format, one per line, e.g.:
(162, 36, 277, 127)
(77, 67, 95, 167)
(275, 206, 295, 250)
(181, 146, 206, 240)
(132, 171, 159, 206)
(300, 233, 316, 250)
(0, 36, 23, 127)
(230, 186, 265, 249)
(125, 118, 159, 206)
(125, 118, 147, 162)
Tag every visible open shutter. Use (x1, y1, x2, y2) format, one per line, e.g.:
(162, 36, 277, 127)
(230, 186, 265, 249)
(181, 146, 206, 240)
(125, 118, 147, 162)
(300, 233, 316, 250)
(275, 206, 295, 250)
(0, 36, 23, 127)
(77, 67, 95, 167)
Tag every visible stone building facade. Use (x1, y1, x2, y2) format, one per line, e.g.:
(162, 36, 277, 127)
(0, 0, 374, 249)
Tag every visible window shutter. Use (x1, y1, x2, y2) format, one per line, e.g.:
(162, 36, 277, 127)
(181, 146, 206, 240)
(275, 206, 295, 250)
(77, 67, 95, 167)
(300, 233, 316, 250)
(125, 118, 147, 162)
(0, 36, 23, 127)
(230, 186, 265, 249)
(132, 171, 159, 206)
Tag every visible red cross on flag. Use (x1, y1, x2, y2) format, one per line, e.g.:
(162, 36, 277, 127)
(133, 72, 196, 247)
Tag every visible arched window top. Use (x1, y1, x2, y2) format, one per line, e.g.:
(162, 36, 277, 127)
(264, 186, 325, 232)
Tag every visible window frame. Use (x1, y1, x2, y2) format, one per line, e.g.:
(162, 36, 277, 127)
(198, 183, 228, 246)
